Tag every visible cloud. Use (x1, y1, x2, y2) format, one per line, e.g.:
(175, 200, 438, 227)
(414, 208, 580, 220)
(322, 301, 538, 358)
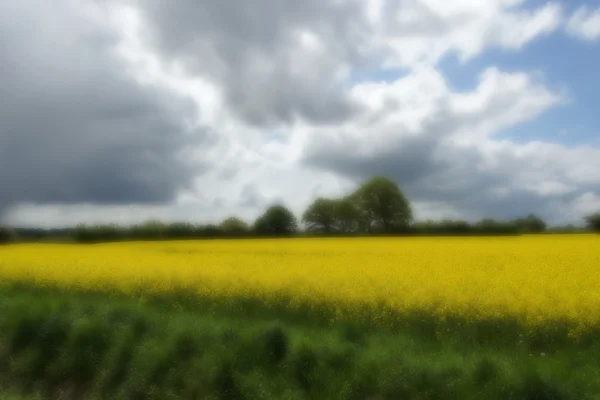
(2, 0, 599, 228)
(123, 0, 368, 127)
(117, 0, 562, 128)
(300, 67, 600, 224)
(237, 184, 270, 209)
(566, 6, 600, 41)
(371, 0, 563, 67)
(0, 1, 212, 218)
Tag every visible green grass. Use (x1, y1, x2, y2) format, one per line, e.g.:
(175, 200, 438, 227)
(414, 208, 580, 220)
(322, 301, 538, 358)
(0, 392, 42, 400)
(1, 284, 599, 399)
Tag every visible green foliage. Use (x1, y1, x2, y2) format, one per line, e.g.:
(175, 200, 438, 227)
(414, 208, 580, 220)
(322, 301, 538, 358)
(12, 176, 562, 243)
(545, 225, 588, 234)
(0, 226, 17, 244)
(406, 217, 528, 236)
(302, 198, 339, 233)
(291, 343, 320, 392)
(214, 360, 246, 400)
(164, 222, 199, 239)
(513, 214, 547, 233)
(8, 228, 73, 242)
(1, 285, 598, 400)
(219, 217, 250, 236)
(129, 220, 168, 240)
(412, 220, 472, 235)
(510, 374, 571, 400)
(585, 213, 600, 232)
(72, 222, 228, 243)
(262, 325, 288, 364)
(301, 177, 413, 236)
(253, 205, 298, 236)
(198, 224, 221, 237)
(473, 219, 520, 235)
(351, 176, 413, 233)
(472, 357, 498, 386)
(332, 196, 362, 234)
(73, 223, 124, 243)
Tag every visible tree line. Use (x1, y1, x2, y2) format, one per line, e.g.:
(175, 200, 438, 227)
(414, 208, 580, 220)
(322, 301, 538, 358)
(1, 176, 599, 244)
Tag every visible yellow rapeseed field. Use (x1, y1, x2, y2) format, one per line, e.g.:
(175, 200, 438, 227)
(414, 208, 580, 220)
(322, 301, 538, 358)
(1, 235, 599, 327)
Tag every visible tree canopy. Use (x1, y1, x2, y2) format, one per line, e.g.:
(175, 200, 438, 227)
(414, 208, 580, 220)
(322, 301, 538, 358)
(8, 175, 566, 243)
(302, 198, 339, 233)
(254, 205, 298, 236)
(513, 214, 547, 233)
(351, 176, 413, 233)
(301, 177, 413, 234)
(585, 213, 600, 232)
(0, 226, 16, 244)
(219, 217, 250, 236)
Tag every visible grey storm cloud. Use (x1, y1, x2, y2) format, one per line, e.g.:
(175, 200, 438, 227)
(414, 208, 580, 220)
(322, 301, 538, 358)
(0, 1, 212, 218)
(2, 0, 595, 228)
(305, 137, 597, 223)
(300, 68, 600, 224)
(126, 0, 370, 127)
(237, 184, 267, 209)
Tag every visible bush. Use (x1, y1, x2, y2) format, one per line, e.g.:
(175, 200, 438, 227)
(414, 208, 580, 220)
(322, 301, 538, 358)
(196, 224, 222, 238)
(72, 222, 226, 242)
(411, 220, 472, 235)
(0, 226, 16, 244)
(513, 214, 547, 233)
(164, 222, 198, 239)
(263, 325, 288, 364)
(73, 224, 124, 243)
(585, 213, 600, 233)
(219, 217, 250, 237)
(292, 344, 320, 392)
(545, 225, 588, 234)
(410, 219, 521, 236)
(473, 219, 520, 235)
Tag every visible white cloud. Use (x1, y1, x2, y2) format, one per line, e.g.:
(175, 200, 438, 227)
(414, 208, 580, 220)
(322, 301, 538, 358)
(301, 67, 560, 160)
(567, 6, 600, 41)
(300, 67, 600, 224)
(370, 1, 563, 67)
(571, 192, 600, 216)
(2, 0, 600, 229)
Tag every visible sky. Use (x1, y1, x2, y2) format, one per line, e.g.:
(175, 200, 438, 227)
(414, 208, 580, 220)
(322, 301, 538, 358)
(1, 0, 600, 228)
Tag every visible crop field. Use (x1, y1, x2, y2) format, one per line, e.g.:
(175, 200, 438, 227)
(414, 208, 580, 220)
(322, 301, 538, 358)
(2, 234, 599, 330)
(3, 234, 600, 399)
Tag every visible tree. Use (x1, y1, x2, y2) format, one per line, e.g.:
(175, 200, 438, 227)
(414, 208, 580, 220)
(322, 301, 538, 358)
(412, 220, 472, 235)
(513, 214, 547, 233)
(165, 222, 197, 238)
(219, 217, 250, 236)
(302, 198, 339, 233)
(254, 205, 298, 236)
(473, 219, 519, 235)
(130, 220, 167, 240)
(351, 177, 413, 233)
(73, 223, 123, 243)
(73, 224, 92, 242)
(0, 226, 16, 244)
(585, 213, 600, 232)
(197, 224, 221, 237)
(332, 196, 363, 233)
